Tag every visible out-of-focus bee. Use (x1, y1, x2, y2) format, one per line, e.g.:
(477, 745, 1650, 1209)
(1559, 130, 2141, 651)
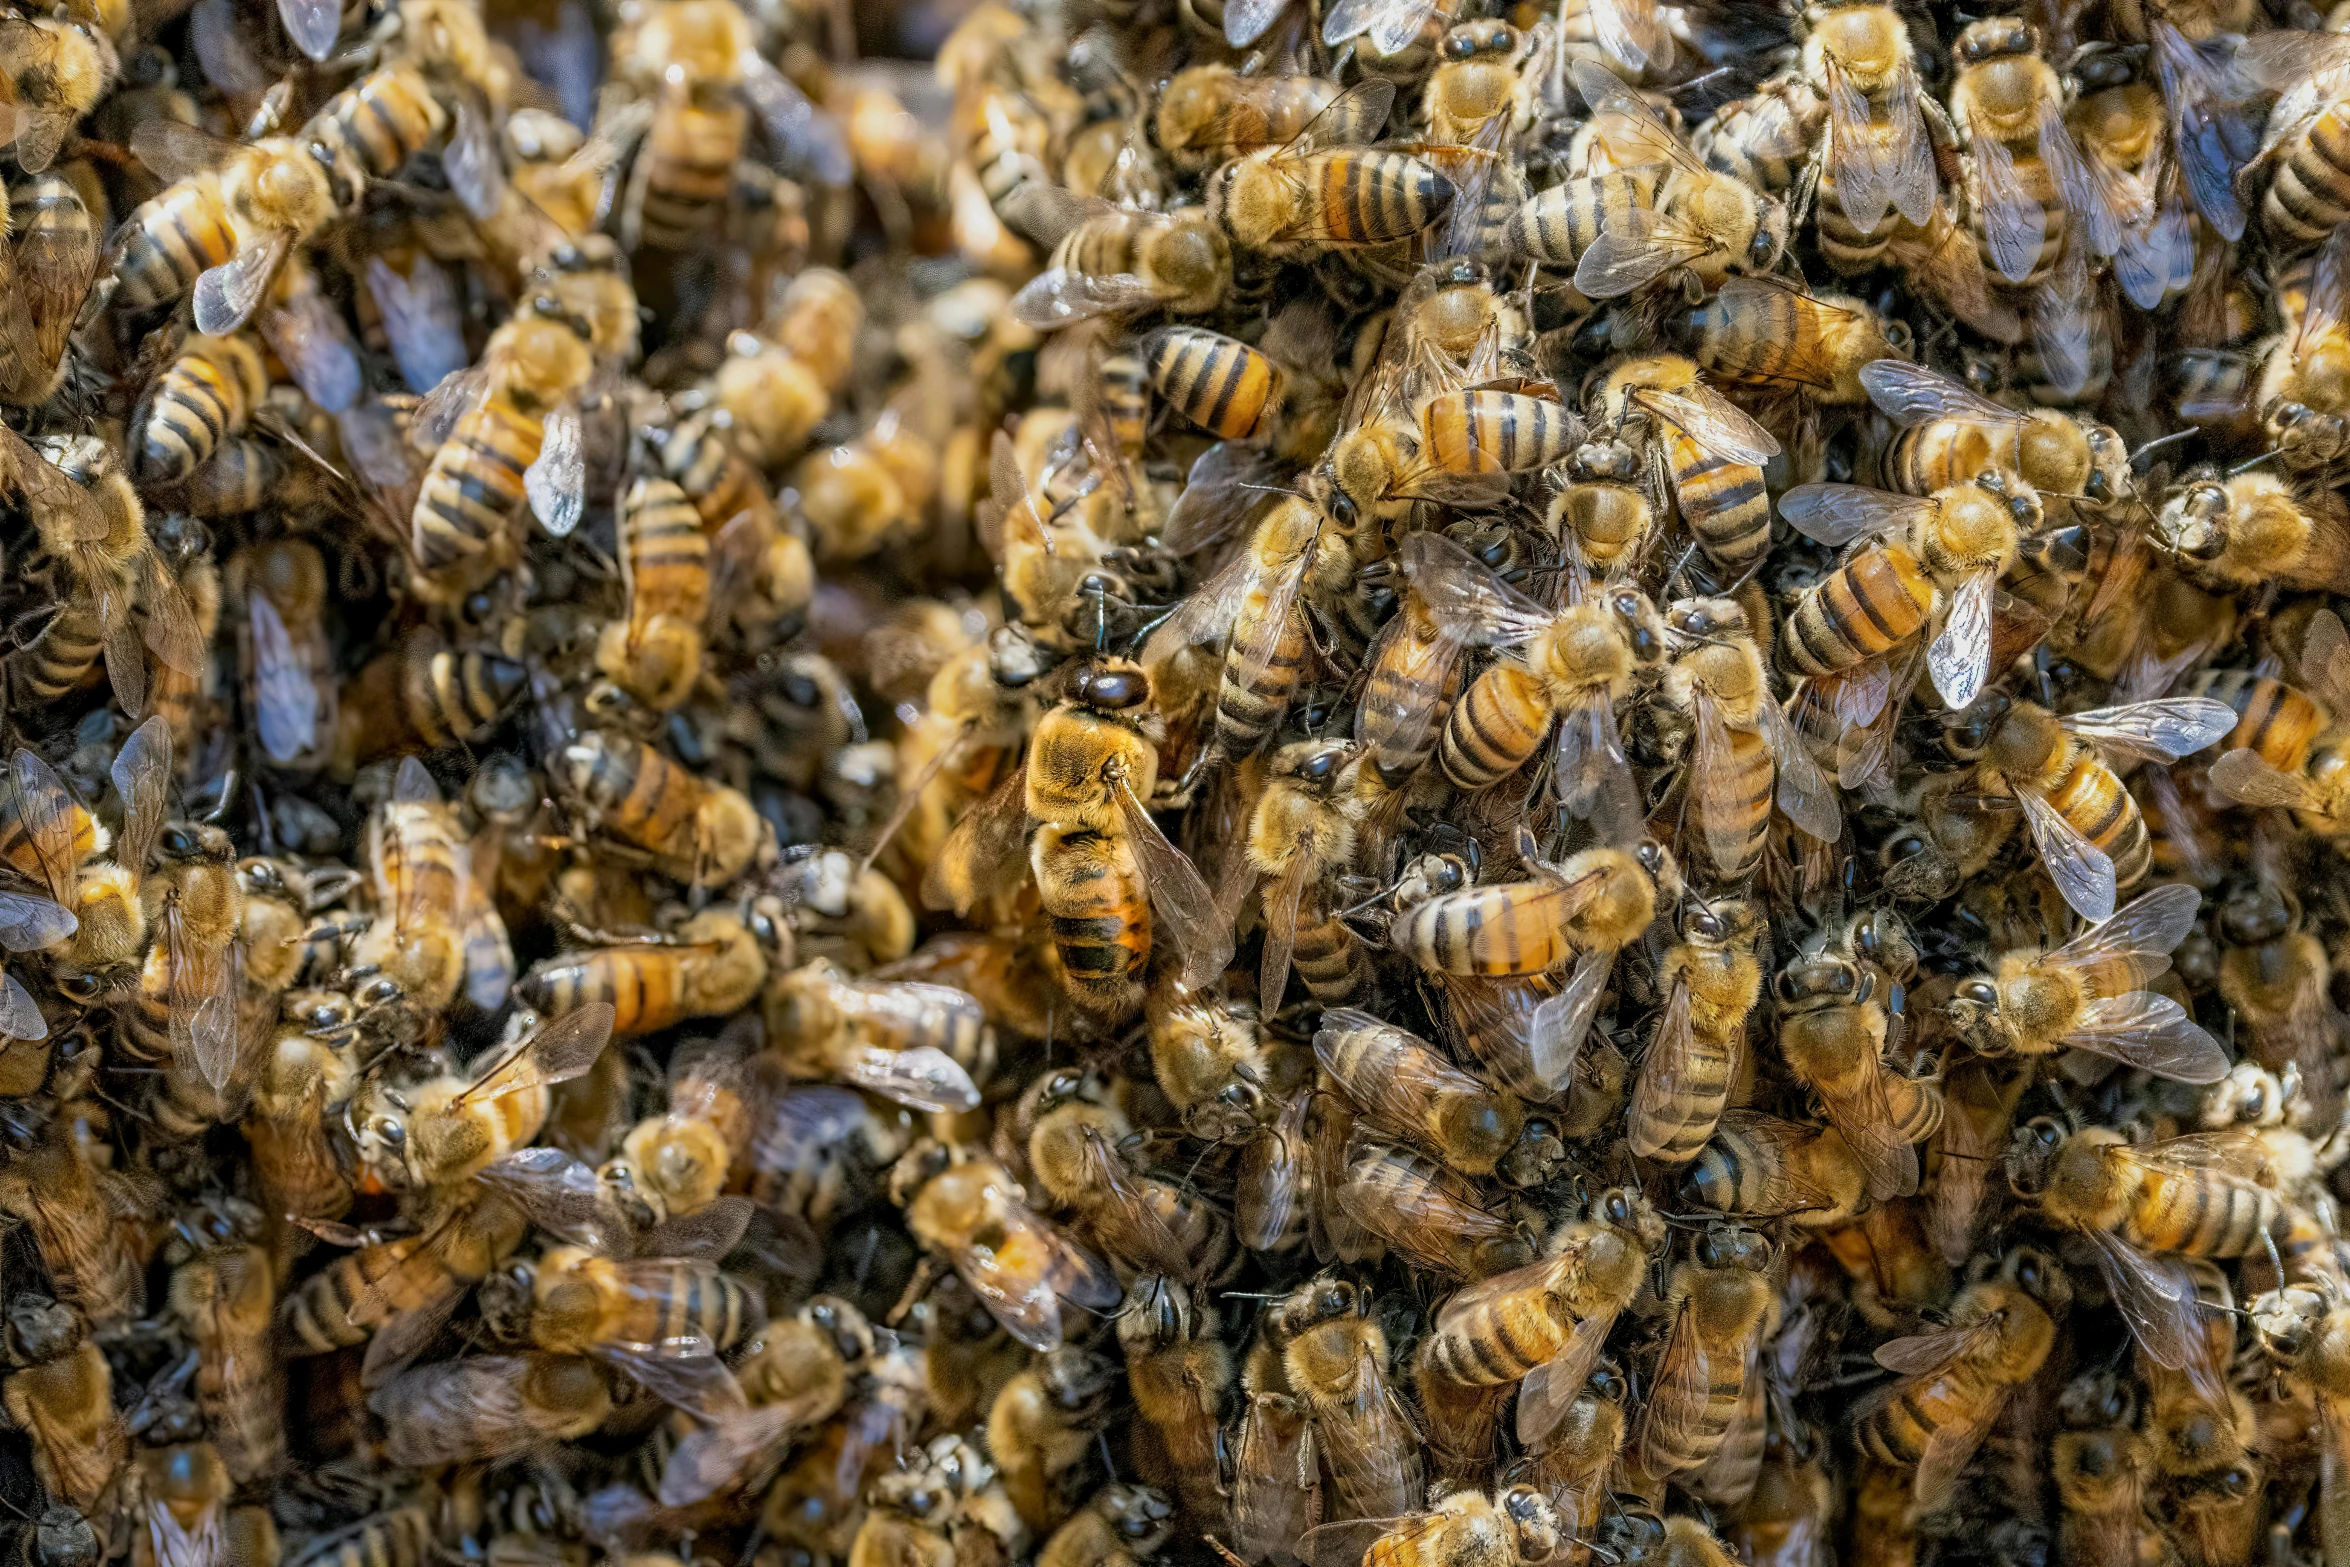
(1, 1296, 121, 1511)
(1009, 194, 1234, 330)
(925, 658, 1226, 1020)
(2008, 1115, 2286, 1406)
(520, 908, 772, 1035)
(2200, 609, 2350, 827)
(1954, 693, 2235, 921)
(133, 334, 268, 486)
(1774, 910, 1941, 1201)
(1855, 1248, 2069, 1507)
(347, 1003, 614, 1194)
(1316, 1008, 1562, 1185)
(1206, 82, 1457, 259)
(1422, 1185, 1659, 1445)
(2212, 876, 2350, 1126)
(2051, 1369, 2155, 1567)
(889, 1139, 1120, 1352)
(593, 476, 708, 713)
(1629, 896, 1764, 1164)
(225, 539, 334, 772)
(1355, 1486, 1564, 1567)
(1036, 1485, 1173, 1567)
(985, 1344, 1120, 1532)
(1280, 1273, 1424, 1525)
(122, 1440, 231, 1567)
(0, 1108, 140, 1328)
(1402, 532, 1661, 839)
(1947, 882, 2225, 1082)
(2156, 465, 2350, 596)
(1116, 1276, 1230, 1532)
(370, 1353, 612, 1467)
(1633, 1222, 1773, 1483)
(113, 124, 355, 332)
(1690, 279, 1898, 405)
(558, 729, 771, 887)
(331, 628, 528, 774)
(763, 958, 986, 1113)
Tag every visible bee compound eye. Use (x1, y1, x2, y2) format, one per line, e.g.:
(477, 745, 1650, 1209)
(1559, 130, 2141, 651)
(1958, 979, 1999, 1007)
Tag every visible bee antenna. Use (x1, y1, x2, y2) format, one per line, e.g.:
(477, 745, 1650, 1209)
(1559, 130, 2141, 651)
(2129, 428, 2201, 466)
(2228, 449, 2285, 477)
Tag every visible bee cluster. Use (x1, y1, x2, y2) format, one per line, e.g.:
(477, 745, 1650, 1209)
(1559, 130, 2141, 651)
(7, 0, 2350, 1558)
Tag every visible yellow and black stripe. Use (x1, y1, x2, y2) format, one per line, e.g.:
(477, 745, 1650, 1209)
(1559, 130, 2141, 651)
(1424, 390, 1576, 474)
(412, 397, 542, 571)
(1778, 548, 1932, 676)
(2180, 668, 2327, 774)
(1033, 823, 1150, 1009)
(111, 174, 237, 314)
(2263, 102, 2350, 248)
(1670, 430, 1772, 572)
(136, 334, 266, 483)
(306, 64, 446, 180)
(2035, 751, 2152, 894)
(638, 103, 748, 249)
(1503, 171, 1654, 265)
(1438, 663, 1549, 789)
(1145, 327, 1273, 440)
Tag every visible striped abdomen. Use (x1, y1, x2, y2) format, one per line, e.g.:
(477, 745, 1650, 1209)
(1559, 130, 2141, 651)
(1397, 881, 1575, 976)
(623, 475, 711, 622)
(374, 803, 465, 926)
(1967, 148, 2066, 287)
(1882, 1070, 1944, 1145)
(401, 635, 526, 745)
(1033, 826, 1149, 1009)
(1292, 898, 1373, 1006)
(1881, 421, 2011, 498)
(0, 794, 95, 886)
(2033, 747, 2149, 891)
(2264, 102, 2350, 249)
(523, 947, 696, 1036)
(1145, 328, 1273, 439)
(183, 438, 280, 515)
(660, 408, 778, 540)
(2121, 1169, 2285, 1258)
(307, 64, 446, 180)
(286, 1506, 433, 1567)
(1669, 429, 1771, 572)
(1439, 662, 1550, 789)
(1642, 1335, 1748, 1475)
(1306, 150, 1453, 243)
(1814, 169, 1894, 272)
(1689, 723, 1772, 880)
(1424, 1288, 1568, 1385)
(1698, 92, 1817, 194)
(1361, 604, 1466, 782)
(1630, 1029, 1735, 1164)
(281, 1233, 424, 1354)
(412, 395, 542, 571)
(1687, 1128, 1784, 1213)
(111, 174, 236, 312)
(136, 334, 266, 483)
(1421, 390, 1576, 474)
(2179, 669, 2326, 773)
(567, 732, 701, 860)
(637, 101, 746, 249)
(1778, 548, 1933, 676)
(1503, 172, 1653, 265)
(1216, 580, 1308, 753)
(10, 599, 103, 699)
(1859, 1360, 2001, 1470)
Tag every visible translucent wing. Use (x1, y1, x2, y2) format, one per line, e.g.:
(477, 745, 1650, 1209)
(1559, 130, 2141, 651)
(2301, 222, 2350, 362)
(1858, 359, 2028, 430)
(2049, 882, 2200, 975)
(1259, 852, 1310, 1016)
(2065, 697, 2237, 763)
(2208, 747, 2324, 811)
(2302, 609, 2350, 712)
(2028, 244, 2095, 402)
(475, 1147, 632, 1253)
(636, 1195, 756, 1263)
(2087, 1228, 2230, 1409)
(1634, 384, 1780, 464)
(1529, 948, 1611, 1090)
(526, 403, 586, 538)
(842, 1043, 982, 1113)
(193, 228, 292, 336)
(1400, 530, 1554, 644)
(2068, 992, 2228, 1083)
(277, 0, 341, 59)
(658, 1396, 826, 1508)
(1928, 568, 1996, 711)
(1515, 1311, 1614, 1446)
(1824, 57, 1889, 237)
(1011, 267, 1170, 330)
(0, 969, 45, 1040)
(920, 769, 1030, 916)
(954, 1205, 1074, 1351)
(1356, 601, 1471, 777)
(1158, 442, 1285, 557)
(1628, 976, 1696, 1160)
(1688, 689, 1756, 877)
(392, 755, 439, 805)
(259, 280, 362, 415)
(1574, 205, 1720, 298)
(162, 902, 238, 1094)
(142, 555, 208, 681)
(1570, 59, 1709, 182)
(109, 718, 169, 894)
(1810, 1039, 1919, 1201)
(2166, 24, 2259, 238)
(597, 1338, 750, 1420)
(127, 119, 240, 183)
(444, 98, 507, 220)
(1238, 1094, 1307, 1251)
(0, 891, 73, 953)
(249, 593, 318, 765)
(1762, 701, 1842, 843)
(1883, 62, 1935, 226)
(1235, 1392, 1320, 1565)
(740, 56, 855, 186)
(365, 257, 469, 398)
(1638, 1298, 1722, 1471)
(1554, 689, 1640, 843)
(1973, 114, 2048, 285)
(11, 748, 79, 907)
(1116, 774, 1234, 992)
(1223, 0, 1290, 46)
(450, 1003, 614, 1107)
(1777, 483, 1937, 547)
(2038, 99, 2124, 258)
(1872, 1319, 1996, 1375)
(1587, 0, 1661, 74)
(2017, 786, 2117, 923)
(1912, 1388, 2010, 1510)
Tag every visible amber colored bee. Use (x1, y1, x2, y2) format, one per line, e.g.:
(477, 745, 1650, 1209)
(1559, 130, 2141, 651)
(890, 1139, 1120, 1352)
(1154, 67, 1361, 173)
(164, 1199, 282, 1483)
(1279, 1274, 1425, 1525)
(370, 1354, 612, 1467)
(347, 1003, 613, 1194)
(1, 1296, 122, 1510)
(1628, 897, 1765, 1166)
(1774, 912, 1942, 1201)
(1689, 278, 1898, 405)
(522, 908, 772, 1037)
(558, 729, 770, 887)
(1115, 1277, 1231, 1533)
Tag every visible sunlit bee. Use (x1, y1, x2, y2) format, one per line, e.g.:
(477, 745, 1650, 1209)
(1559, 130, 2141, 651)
(521, 909, 769, 1036)
(1690, 279, 1897, 404)
(1801, 1, 1935, 241)
(561, 729, 767, 886)
(307, 62, 448, 182)
(1209, 82, 1457, 257)
(1143, 327, 1276, 440)
(2235, 33, 2350, 251)
(1590, 355, 1779, 579)
(595, 476, 709, 713)
(1634, 1223, 1772, 1481)
(1860, 359, 2132, 518)
(1684, 1113, 1868, 1228)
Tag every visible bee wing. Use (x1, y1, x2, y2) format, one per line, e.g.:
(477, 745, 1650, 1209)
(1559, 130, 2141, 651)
(2086, 1228, 2231, 1409)
(1238, 1093, 1309, 1250)
(1637, 384, 1780, 464)
(1777, 483, 1936, 548)
(1140, 549, 1257, 667)
(1235, 1392, 1320, 1564)
(2114, 1129, 2278, 1182)
(2, 750, 75, 913)
(597, 1338, 750, 1420)
(1857, 359, 2026, 431)
(1316, 1007, 1492, 1123)
(1587, 0, 1661, 74)
(954, 1207, 1072, 1351)
(1399, 531, 1553, 644)
(1260, 852, 1311, 1015)
(449, 1003, 615, 1108)
(249, 591, 318, 766)
(1551, 689, 1638, 841)
(0, 890, 73, 954)
(2067, 992, 2229, 1084)
(127, 119, 240, 182)
(162, 902, 239, 1094)
(746, 1085, 870, 1174)
(1638, 1298, 1721, 1471)
(1515, 1309, 1615, 1447)
(2016, 786, 2118, 924)
(10, 185, 91, 379)
(1159, 442, 1287, 558)
(1871, 1319, 1998, 1376)
(410, 364, 495, 455)
(144, 1495, 221, 1567)
(1628, 976, 1697, 1161)
(1116, 775, 1234, 993)
(2027, 242, 2096, 403)
(1356, 600, 1471, 776)
(2298, 221, 2350, 361)
(142, 555, 208, 684)
(2064, 697, 2237, 763)
(637, 1196, 757, 1264)
(1760, 701, 1841, 844)
(1223, 0, 1290, 45)
(2208, 748, 2330, 813)
(1823, 57, 1890, 238)
(476, 1147, 634, 1252)
(1011, 266, 1170, 330)
(841, 1043, 981, 1113)
(1287, 78, 1399, 151)
(1574, 206, 1723, 299)
(921, 767, 1030, 916)
(1570, 59, 1709, 182)
(1970, 113, 2048, 287)
(1688, 689, 1757, 878)
(193, 227, 292, 337)
(526, 402, 587, 539)
(2036, 101, 2124, 259)
(1529, 947, 1611, 1091)
(2299, 609, 2350, 712)
(740, 55, 854, 186)
(1882, 62, 1936, 226)
(1928, 568, 1996, 712)
(275, 0, 340, 58)
(1321, 1340, 1424, 1512)
(1910, 1387, 2012, 1512)
(1076, 1128, 1201, 1276)
(1702, 1113, 1839, 1217)
(364, 257, 469, 400)
(0, 969, 44, 1041)
(1812, 1043, 1919, 1201)
(2048, 882, 2200, 975)
(658, 1395, 827, 1508)
(101, 720, 167, 896)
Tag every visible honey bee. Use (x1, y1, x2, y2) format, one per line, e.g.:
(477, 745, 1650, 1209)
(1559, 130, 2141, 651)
(984, 1344, 1121, 1533)
(1315, 1008, 1561, 1186)
(1689, 278, 1898, 405)
(371, 1354, 612, 1467)
(1141, 314, 1344, 464)
(1155, 68, 1365, 174)
(1209, 83, 1458, 257)
(520, 908, 773, 1036)
(1009, 195, 1234, 329)
(2154, 466, 2350, 595)
(925, 658, 1227, 1019)
(1423, 1185, 1659, 1444)
(114, 124, 356, 332)
(1037, 1485, 1173, 1567)
(1946, 19, 2132, 291)
(1356, 1486, 1563, 1567)
(134, 335, 268, 487)
(1392, 827, 1673, 981)
(18, 430, 190, 718)
(1, 1296, 122, 1511)
(2052, 1371, 2155, 1567)
(1959, 694, 2236, 921)
(1856, 1250, 2068, 1507)
(1336, 1135, 1532, 1278)
(515, 1242, 761, 1415)
(1801, 0, 1936, 240)
(347, 1003, 614, 1194)
(1629, 897, 1764, 1165)
(558, 729, 771, 887)
(225, 540, 333, 772)
(762, 959, 986, 1114)
(1947, 882, 2226, 1082)
(1859, 359, 2133, 522)
(1402, 531, 1661, 838)
(1245, 741, 1381, 1012)
(1146, 987, 1275, 1144)
(1634, 1221, 1773, 1483)
(1774, 913, 1941, 1200)
(1280, 1274, 1424, 1524)
(1116, 1276, 1231, 1532)
(2008, 1116, 2285, 1407)
(593, 477, 709, 714)
(281, 1190, 529, 1386)
(122, 1441, 231, 1567)
(1684, 1113, 1869, 1227)
(163, 1199, 281, 1484)
(1588, 358, 1780, 582)
(889, 1139, 1121, 1352)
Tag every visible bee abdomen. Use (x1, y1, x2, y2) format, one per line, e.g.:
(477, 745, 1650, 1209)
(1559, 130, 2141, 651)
(289, 1505, 434, 1567)
(1034, 827, 1150, 1009)
(1631, 1032, 1735, 1163)
(308, 64, 446, 180)
(1315, 151, 1453, 243)
(1689, 724, 1773, 879)
(412, 399, 543, 569)
(136, 335, 265, 483)
(2043, 753, 2150, 891)
(1215, 595, 1308, 753)
(2126, 1174, 2285, 1258)
(111, 176, 237, 313)
(281, 1259, 374, 1355)
(1504, 173, 1651, 265)
(1426, 1299, 1562, 1385)
(1292, 908, 1373, 1007)
(1672, 435, 1771, 570)
(638, 103, 747, 249)
(1439, 663, 1549, 789)
(1145, 328, 1273, 440)
(2264, 104, 2350, 248)
(2179, 670, 2325, 773)
(10, 599, 105, 699)
(1779, 551, 1933, 676)
(402, 639, 527, 745)
(1814, 171, 1894, 273)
